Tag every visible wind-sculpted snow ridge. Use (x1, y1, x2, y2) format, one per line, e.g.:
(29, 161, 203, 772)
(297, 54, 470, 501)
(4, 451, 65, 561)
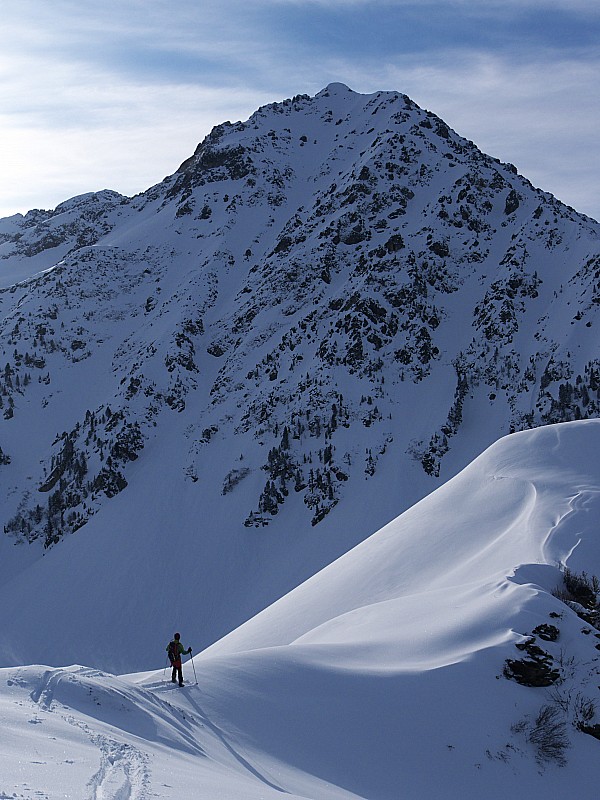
(203, 419, 600, 662)
(0, 84, 600, 670)
(1, 421, 599, 799)
(188, 421, 600, 797)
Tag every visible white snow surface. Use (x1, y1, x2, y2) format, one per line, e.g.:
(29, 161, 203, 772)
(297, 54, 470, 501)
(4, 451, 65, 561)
(2, 420, 600, 798)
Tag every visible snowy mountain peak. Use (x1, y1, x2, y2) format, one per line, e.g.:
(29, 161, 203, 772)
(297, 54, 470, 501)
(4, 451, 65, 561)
(0, 84, 599, 675)
(319, 81, 354, 94)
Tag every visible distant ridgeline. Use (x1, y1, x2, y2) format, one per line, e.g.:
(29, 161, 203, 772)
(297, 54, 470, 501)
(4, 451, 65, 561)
(1, 83, 599, 548)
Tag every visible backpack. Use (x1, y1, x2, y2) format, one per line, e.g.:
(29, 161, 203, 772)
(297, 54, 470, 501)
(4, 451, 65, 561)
(167, 640, 179, 664)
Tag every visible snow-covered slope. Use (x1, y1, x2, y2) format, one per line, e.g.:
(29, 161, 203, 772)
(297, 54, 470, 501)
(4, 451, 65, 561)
(202, 420, 600, 661)
(1, 421, 599, 798)
(1, 84, 600, 672)
(0, 190, 125, 287)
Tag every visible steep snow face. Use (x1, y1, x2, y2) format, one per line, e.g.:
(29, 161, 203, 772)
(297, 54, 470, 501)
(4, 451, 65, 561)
(1, 421, 599, 799)
(203, 419, 600, 662)
(0, 86, 599, 671)
(183, 421, 600, 798)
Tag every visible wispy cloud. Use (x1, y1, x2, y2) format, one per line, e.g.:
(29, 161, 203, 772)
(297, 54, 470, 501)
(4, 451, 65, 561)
(0, 77, 271, 215)
(0, 0, 598, 219)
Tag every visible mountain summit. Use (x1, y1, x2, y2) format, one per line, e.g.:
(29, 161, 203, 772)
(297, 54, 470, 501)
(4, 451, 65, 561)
(0, 85, 599, 671)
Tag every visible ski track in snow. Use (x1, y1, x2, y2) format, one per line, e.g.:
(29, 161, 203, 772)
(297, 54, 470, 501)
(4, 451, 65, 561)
(542, 485, 600, 567)
(28, 667, 151, 800)
(23, 667, 291, 799)
(85, 741, 149, 800)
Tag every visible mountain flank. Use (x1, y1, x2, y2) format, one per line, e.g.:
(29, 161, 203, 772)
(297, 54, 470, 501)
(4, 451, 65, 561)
(0, 83, 599, 671)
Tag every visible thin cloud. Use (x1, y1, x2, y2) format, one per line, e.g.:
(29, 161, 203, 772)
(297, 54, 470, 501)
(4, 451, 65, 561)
(266, 0, 600, 9)
(0, 74, 272, 217)
(0, 0, 598, 220)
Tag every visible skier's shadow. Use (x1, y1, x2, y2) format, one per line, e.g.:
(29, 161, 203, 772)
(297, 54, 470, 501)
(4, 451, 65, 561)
(184, 687, 290, 795)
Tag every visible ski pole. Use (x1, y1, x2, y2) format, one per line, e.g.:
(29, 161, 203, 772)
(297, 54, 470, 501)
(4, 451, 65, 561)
(189, 649, 198, 685)
(164, 656, 170, 682)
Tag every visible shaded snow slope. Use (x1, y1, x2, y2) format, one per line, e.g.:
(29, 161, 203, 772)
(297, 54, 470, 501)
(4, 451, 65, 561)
(1, 421, 600, 798)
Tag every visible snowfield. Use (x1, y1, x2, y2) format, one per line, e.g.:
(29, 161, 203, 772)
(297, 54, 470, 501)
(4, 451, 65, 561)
(2, 420, 600, 798)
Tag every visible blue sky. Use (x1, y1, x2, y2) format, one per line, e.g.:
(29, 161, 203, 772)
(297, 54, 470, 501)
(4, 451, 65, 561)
(1, 0, 598, 220)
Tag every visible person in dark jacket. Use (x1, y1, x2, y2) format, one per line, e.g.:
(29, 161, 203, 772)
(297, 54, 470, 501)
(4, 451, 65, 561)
(166, 632, 192, 686)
